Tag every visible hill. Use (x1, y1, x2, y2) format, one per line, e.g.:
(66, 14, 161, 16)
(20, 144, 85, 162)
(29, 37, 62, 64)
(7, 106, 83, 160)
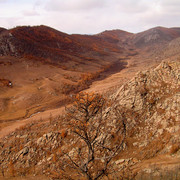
(0, 26, 131, 125)
(0, 24, 180, 179)
(0, 27, 6, 34)
(0, 60, 179, 179)
(1, 25, 180, 134)
(96, 29, 133, 43)
(133, 26, 180, 48)
(0, 25, 125, 71)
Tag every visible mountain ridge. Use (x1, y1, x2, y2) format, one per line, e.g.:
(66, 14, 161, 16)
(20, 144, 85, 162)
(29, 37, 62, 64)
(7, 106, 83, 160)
(1, 25, 180, 60)
(0, 25, 124, 71)
(133, 26, 180, 48)
(1, 25, 180, 123)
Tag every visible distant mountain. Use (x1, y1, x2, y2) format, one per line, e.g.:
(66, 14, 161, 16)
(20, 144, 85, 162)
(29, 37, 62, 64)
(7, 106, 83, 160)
(133, 26, 180, 48)
(1, 25, 180, 66)
(0, 26, 131, 122)
(156, 37, 180, 60)
(96, 29, 133, 43)
(0, 25, 124, 71)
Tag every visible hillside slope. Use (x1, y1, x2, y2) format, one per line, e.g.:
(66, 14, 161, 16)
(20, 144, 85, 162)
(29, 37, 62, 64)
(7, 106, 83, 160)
(133, 26, 180, 48)
(0, 60, 179, 179)
(0, 27, 6, 34)
(1, 25, 180, 139)
(0, 25, 126, 71)
(0, 26, 131, 124)
(110, 60, 180, 178)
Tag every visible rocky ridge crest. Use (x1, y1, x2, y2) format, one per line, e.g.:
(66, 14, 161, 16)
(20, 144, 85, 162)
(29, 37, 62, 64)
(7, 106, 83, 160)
(112, 60, 179, 141)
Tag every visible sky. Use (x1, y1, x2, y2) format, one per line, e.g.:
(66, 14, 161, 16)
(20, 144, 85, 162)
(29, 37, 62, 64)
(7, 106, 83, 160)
(0, 0, 180, 34)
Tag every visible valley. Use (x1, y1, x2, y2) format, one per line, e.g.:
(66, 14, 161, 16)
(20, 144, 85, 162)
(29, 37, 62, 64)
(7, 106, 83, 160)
(0, 25, 180, 179)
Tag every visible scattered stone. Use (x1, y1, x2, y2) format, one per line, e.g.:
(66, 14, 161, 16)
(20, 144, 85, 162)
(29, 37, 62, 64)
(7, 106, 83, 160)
(16, 147, 29, 159)
(115, 159, 125, 164)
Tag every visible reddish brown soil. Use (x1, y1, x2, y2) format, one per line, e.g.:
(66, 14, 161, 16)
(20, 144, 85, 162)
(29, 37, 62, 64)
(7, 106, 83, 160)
(0, 52, 165, 140)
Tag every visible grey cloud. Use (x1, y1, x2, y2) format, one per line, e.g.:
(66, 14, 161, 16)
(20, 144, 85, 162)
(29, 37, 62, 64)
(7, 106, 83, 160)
(108, 0, 150, 14)
(142, 12, 180, 26)
(35, 0, 44, 6)
(45, 0, 106, 12)
(161, 0, 180, 6)
(0, 0, 180, 34)
(0, 0, 7, 3)
(22, 10, 39, 16)
(160, 0, 180, 12)
(0, 17, 21, 28)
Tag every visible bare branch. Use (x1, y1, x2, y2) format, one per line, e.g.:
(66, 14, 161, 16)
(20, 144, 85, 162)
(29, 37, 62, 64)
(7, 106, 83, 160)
(62, 92, 127, 179)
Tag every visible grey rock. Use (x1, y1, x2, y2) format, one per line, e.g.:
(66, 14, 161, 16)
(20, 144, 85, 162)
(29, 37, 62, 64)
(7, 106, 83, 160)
(16, 147, 29, 159)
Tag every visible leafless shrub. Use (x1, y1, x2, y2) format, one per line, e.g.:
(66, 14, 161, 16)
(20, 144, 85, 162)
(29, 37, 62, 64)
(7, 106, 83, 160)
(59, 92, 127, 180)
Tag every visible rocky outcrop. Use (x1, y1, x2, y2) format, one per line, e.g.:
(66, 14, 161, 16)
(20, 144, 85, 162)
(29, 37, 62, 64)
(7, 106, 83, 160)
(110, 60, 180, 152)
(0, 60, 179, 178)
(0, 31, 18, 56)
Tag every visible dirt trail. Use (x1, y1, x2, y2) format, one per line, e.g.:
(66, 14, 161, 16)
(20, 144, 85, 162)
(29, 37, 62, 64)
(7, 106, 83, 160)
(0, 106, 65, 140)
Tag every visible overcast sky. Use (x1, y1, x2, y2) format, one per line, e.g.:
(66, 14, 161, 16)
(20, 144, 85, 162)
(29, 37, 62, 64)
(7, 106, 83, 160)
(0, 0, 180, 34)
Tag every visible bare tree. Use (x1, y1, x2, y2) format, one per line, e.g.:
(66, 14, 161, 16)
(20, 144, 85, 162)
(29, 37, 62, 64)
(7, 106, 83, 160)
(61, 92, 126, 180)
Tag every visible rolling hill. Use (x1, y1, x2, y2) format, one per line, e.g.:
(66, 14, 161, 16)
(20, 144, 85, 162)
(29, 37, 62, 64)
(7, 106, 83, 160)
(0, 25, 126, 71)
(133, 26, 180, 48)
(0, 25, 179, 179)
(1, 25, 180, 125)
(0, 25, 131, 124)
(0, 60, 179, 179)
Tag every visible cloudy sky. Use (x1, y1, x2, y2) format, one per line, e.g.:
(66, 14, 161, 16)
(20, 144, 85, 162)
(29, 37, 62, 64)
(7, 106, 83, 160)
(0, 0, 180, 34)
